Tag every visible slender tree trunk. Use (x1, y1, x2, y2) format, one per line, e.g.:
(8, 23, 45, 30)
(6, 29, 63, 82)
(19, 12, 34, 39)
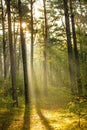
(6, 0, 18, 106)
(13, 12, 16, 60)
(1, 0, 7, 79)
(17, 40, 21, 73)
(70, 0, 83, 96)
(63, 0, 76, 95)
(0, 50, 3, 77)
(49, 61, 53, 86)
(30, 0, 34, 85)
(43, 0, 48, 95)
(13, 13, 19, 73)
(18, 0, 29, 104)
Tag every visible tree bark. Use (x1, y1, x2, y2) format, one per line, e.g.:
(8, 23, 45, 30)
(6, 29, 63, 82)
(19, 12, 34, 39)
(18, 0, 29, 104)
(6, 0, 18, 106)
(30, 0, 34, 86)
(0, 50, 3, 77)
(43, 0, 48, 95)
(1, 0, 7, 79)
(63, 0, 76, 95)
(70, 0, 83, 96)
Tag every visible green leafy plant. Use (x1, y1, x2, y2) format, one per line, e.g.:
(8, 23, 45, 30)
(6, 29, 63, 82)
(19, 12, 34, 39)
(68, 96, 87, 128)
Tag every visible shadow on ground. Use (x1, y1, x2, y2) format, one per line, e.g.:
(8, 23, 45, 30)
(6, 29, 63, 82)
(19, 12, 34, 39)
(36, 104, 54, 130)
(34, 76, 55, 130)
(22, 105, 30, 130)
(0, 108, 18, 130)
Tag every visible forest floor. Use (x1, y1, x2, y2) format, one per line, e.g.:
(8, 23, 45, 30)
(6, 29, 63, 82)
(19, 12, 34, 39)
(0, 102, 87, 130)
(0, 85, 87, 130)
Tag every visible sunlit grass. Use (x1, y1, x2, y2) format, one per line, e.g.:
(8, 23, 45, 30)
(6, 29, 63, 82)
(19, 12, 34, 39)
(40, 109, 87, 130)
(0, 102, 87, 130)
(0, 77, 87, 130)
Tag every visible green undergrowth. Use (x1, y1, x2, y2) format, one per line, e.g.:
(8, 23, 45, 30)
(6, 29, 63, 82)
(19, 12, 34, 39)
(34, 85, 71, 109)
(0, 78, 87, 130)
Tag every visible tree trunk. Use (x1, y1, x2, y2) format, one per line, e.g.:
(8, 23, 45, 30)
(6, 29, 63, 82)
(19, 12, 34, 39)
(69, 0, 83, 96)
(63, 0, 76, 95)
(1, 0, 7, 79)
(0, 50, 3, 77)
(43, 0, 48, 95)
(18, 0, 29, 104)
(6, 0, 18, 106)
(13, 13, 19, 74)
(30, 0, 34, 86)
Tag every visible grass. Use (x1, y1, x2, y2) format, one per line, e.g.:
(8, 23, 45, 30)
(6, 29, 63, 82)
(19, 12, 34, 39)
(0, 105, 86, 130)
(0, 78, 87, 130)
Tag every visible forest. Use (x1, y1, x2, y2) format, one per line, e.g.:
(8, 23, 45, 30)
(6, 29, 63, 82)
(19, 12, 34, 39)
(0, 0, 87, 130)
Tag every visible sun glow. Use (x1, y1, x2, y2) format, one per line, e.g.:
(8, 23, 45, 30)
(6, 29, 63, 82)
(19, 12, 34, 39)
(21, 22, 27, 29)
